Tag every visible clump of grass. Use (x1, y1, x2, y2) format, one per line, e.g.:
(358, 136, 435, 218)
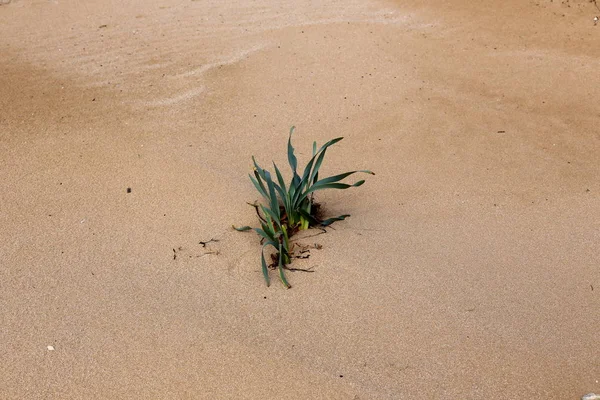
(235, 126, 374, 288)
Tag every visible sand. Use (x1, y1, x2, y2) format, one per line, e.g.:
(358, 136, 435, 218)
(1, 0, 599, 398)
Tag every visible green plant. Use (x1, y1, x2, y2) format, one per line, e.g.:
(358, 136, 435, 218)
(235, 126, 374, 287)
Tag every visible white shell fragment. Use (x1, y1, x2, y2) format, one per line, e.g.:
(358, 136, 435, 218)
(47, 345, 55, 351)
(582, 394, 600, 400)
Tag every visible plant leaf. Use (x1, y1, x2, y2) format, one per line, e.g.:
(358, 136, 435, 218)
(250, 174, 269, 202)
(272, 162, 290, 210)
(261, 245, 271, 287)
(314, 170, 374, 187)
(298, 208, 320, 226)
(278, 242, 291, 288)
(253, 159, 279, 191)
(287, 126, 299, 180)
(291, 154, 317, 208)
(232, 225, 252, 231)
(254, 227, 276, 244)
(319, 214, 351, 226)
(290, 137, 345, 208)
(263, 171, 281, 222)
(315, 137, 344, 155)
(260, 204, 281, 230)
(308, 147, 328, 186)
(308, 180, 366, 194)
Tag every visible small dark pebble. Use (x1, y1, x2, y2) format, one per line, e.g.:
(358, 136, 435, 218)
(339, 375, 344, 378)
(127, 188, 132, 193)
(263, 296, 267, 299)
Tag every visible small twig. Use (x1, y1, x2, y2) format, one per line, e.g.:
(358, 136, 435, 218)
(592, 0, 600, 13)
(247, 202, 267, 223)
(172, 246, 184, 259)
(292, 227, 327, 241)
(199, 238, 219, 247)
(283, 265, 315, 273)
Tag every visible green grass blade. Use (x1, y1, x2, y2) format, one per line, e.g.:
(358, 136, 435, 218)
(272, 162, 290, 211)
(290, 137, 346, 208)
(250, 174, 269, 201)
(291, 154, 318, 208)
(232, 225, 252, 231)
(308, 147, 328, 186)
(287, 126, 299, 179)
(315, 137, 344, 154)
(294, 179, 364, 211)
(260, 204, 282, 229)
(254, 227, 274, 243)
(253, 157, 285, 193)
(313, 170, 374, 187)
(273, 162, 288, 195)
(298, 208, 319, 226)
(261, 246, 271, 287)
(308, 180, 366, 194)
(278, 242, 291, 288)
(319, 214, 351, 226)
(252, 157, 268, 181)
(263, 171, 281, 222)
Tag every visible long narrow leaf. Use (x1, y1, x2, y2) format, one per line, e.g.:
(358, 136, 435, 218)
(273, 162, 288, 194)
(260, 204, 281, 230)
(287, 126, 299, 179)
(254, 227, 276, 244)
(308, 180, 366, 194)
(308, 147, 328, 186)
(291, 154, 318, 208)
(291, 137, 345, 208)
(253, 158, 283, 193)
(315, 137, 344, 155)
(260, 245, 271, 287)
(297, 208, 320, 227)
(272, 162, 290, 210)
(278, 242, 291, 288)
(250, 174, 269, 202)
(263, 171, 281, 222)
(264, 213, 278, 239)
(232, 225, 252, 231)
(313, 170, 375, 187)
(252, 157, 268, 182)
(319, 214, 351, 226)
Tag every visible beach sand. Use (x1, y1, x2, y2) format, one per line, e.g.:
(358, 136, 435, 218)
(1, 0, 599, 398)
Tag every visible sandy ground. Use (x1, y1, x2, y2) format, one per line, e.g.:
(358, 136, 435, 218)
(1, 0, 599, 398)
